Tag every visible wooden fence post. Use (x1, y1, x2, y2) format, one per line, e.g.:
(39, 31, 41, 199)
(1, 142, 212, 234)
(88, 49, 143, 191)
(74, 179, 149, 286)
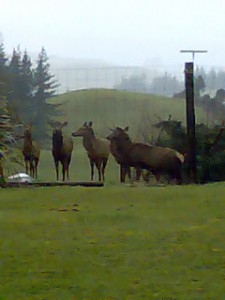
(185, 62, 197, 183)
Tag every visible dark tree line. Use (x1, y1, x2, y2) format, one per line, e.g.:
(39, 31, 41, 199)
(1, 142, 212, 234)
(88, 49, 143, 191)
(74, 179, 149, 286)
(114, 66, 225, 100)
(0, 43, 59, 145)
(195, 66, 225, 91)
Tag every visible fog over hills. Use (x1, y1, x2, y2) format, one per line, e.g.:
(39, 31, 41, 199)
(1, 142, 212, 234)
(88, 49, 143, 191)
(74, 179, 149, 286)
(48, 55, 184, 94)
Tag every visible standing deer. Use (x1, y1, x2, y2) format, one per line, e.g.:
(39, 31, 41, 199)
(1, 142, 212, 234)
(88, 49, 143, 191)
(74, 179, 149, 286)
(72, 122, 110, 181)
(107, 126, 184, 184)
(22, 124, 40, 178)
(109, 137, 131, 182)
(49, 121, 73, 181)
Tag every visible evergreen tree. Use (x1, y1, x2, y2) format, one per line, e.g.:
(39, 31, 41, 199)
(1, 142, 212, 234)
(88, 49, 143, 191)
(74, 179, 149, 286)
(0, 43, 9, 95)
(33, 47, 59, 144)
(0, 43, 8, 70)
(195, 66, 206, 81)
(207, 68, 217, 90)
(115, 74, 148, 93)
(216, 70, 225, 89)
(8, 47, 23, 119)
(195, 75, 205, 98)
(0, 43, 14, 152)
(20, 50, 35, 123)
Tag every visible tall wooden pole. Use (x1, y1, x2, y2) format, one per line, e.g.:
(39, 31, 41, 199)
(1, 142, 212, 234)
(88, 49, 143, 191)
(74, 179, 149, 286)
(185, 62, 197, 183)
(181, 50, 207, 183)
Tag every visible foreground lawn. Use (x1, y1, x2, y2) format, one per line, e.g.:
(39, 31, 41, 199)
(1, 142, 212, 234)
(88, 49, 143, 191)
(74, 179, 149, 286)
(0, 184, 224, 299)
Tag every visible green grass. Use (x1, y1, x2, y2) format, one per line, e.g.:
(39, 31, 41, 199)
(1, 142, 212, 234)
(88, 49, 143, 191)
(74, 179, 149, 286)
(0, 184, 224, 299)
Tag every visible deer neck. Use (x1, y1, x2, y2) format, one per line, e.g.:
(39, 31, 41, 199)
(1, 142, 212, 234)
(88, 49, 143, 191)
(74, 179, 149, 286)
(116, 137, 133, 155)
(24, 136, 33, 150)
(53, 134, 63, 153)
(82, 133, 96, 152)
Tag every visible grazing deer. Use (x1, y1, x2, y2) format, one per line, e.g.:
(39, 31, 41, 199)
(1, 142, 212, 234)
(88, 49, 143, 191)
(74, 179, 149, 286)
(107, 127, 184, 184)
(22, 124, 40, 178)
(72, 122, 110, 181)
(49, 121, 73, 181)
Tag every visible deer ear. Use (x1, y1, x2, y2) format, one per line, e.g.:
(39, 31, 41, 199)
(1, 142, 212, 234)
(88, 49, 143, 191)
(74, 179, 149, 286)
(124, 126, 129, 132)
(89, 121, 93, 127)
(62, 121, 68, 127)
(48, 120, 58, 128)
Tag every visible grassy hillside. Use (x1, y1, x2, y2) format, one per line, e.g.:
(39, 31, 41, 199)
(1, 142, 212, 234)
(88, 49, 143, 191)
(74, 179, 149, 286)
(0, 184, 224, 299)
(53, 88, 207, 139)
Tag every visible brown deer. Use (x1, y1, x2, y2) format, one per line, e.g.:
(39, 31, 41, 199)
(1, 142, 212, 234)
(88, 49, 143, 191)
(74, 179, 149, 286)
(107, 126, 184, 184)
(109, 137, 131, 182)
(49, 121, 73, 181)
(72, 122, 110, 181)
(22, 124, 40, 178)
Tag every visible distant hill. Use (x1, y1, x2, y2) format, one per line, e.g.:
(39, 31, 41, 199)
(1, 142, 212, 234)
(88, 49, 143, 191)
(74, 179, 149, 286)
(52, 88, 207, 142)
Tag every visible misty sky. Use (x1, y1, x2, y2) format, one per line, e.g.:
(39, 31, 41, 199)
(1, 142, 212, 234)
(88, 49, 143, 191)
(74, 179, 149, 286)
(1, 0, 225, 67)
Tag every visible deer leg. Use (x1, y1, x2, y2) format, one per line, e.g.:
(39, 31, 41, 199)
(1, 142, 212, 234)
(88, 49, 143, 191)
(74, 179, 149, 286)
(54, 160, 59, 181)
(0, 163, 3, 178)
(95, 160, 102, 181)
(142, 170, 151, 183)
(101, 158, 108, 182)
(30, 160, 34, 178)
(90, 160, 94, 181)
(135, 167, 142, 181)
(66, 164, 70, 181)
(173, 170, 182, 185)
(152, 171, 161, 183)
(34, 159, 39, 179)
(120, 165, 127, 183)
(62, 161, 65, 181)
(127, 166, 131, 180)
(25, 160, 29, 174)
(67, 158, 71, 181)
(64, 161, 70, 181)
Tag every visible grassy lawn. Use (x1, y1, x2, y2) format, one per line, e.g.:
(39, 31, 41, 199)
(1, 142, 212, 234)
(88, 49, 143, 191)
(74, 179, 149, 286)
(0, 184, 224, 299)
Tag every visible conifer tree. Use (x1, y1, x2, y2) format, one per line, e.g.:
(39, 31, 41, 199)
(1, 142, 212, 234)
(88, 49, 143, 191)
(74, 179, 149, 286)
(0, 43, 7, 70)
(0, 42, 12, 155)
(8, 47, 23, 119)
(0, 43, 9, 95)
(0, 43, 14, 143)
(20, 50, 35, 123)
(33, 47, 59, 144)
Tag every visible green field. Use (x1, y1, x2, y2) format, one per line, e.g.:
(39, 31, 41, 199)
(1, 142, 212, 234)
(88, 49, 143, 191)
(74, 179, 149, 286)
(0, 184, 224, 299)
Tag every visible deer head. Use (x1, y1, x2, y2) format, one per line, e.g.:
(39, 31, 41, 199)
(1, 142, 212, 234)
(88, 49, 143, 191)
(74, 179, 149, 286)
(72, 121, 94, 137)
